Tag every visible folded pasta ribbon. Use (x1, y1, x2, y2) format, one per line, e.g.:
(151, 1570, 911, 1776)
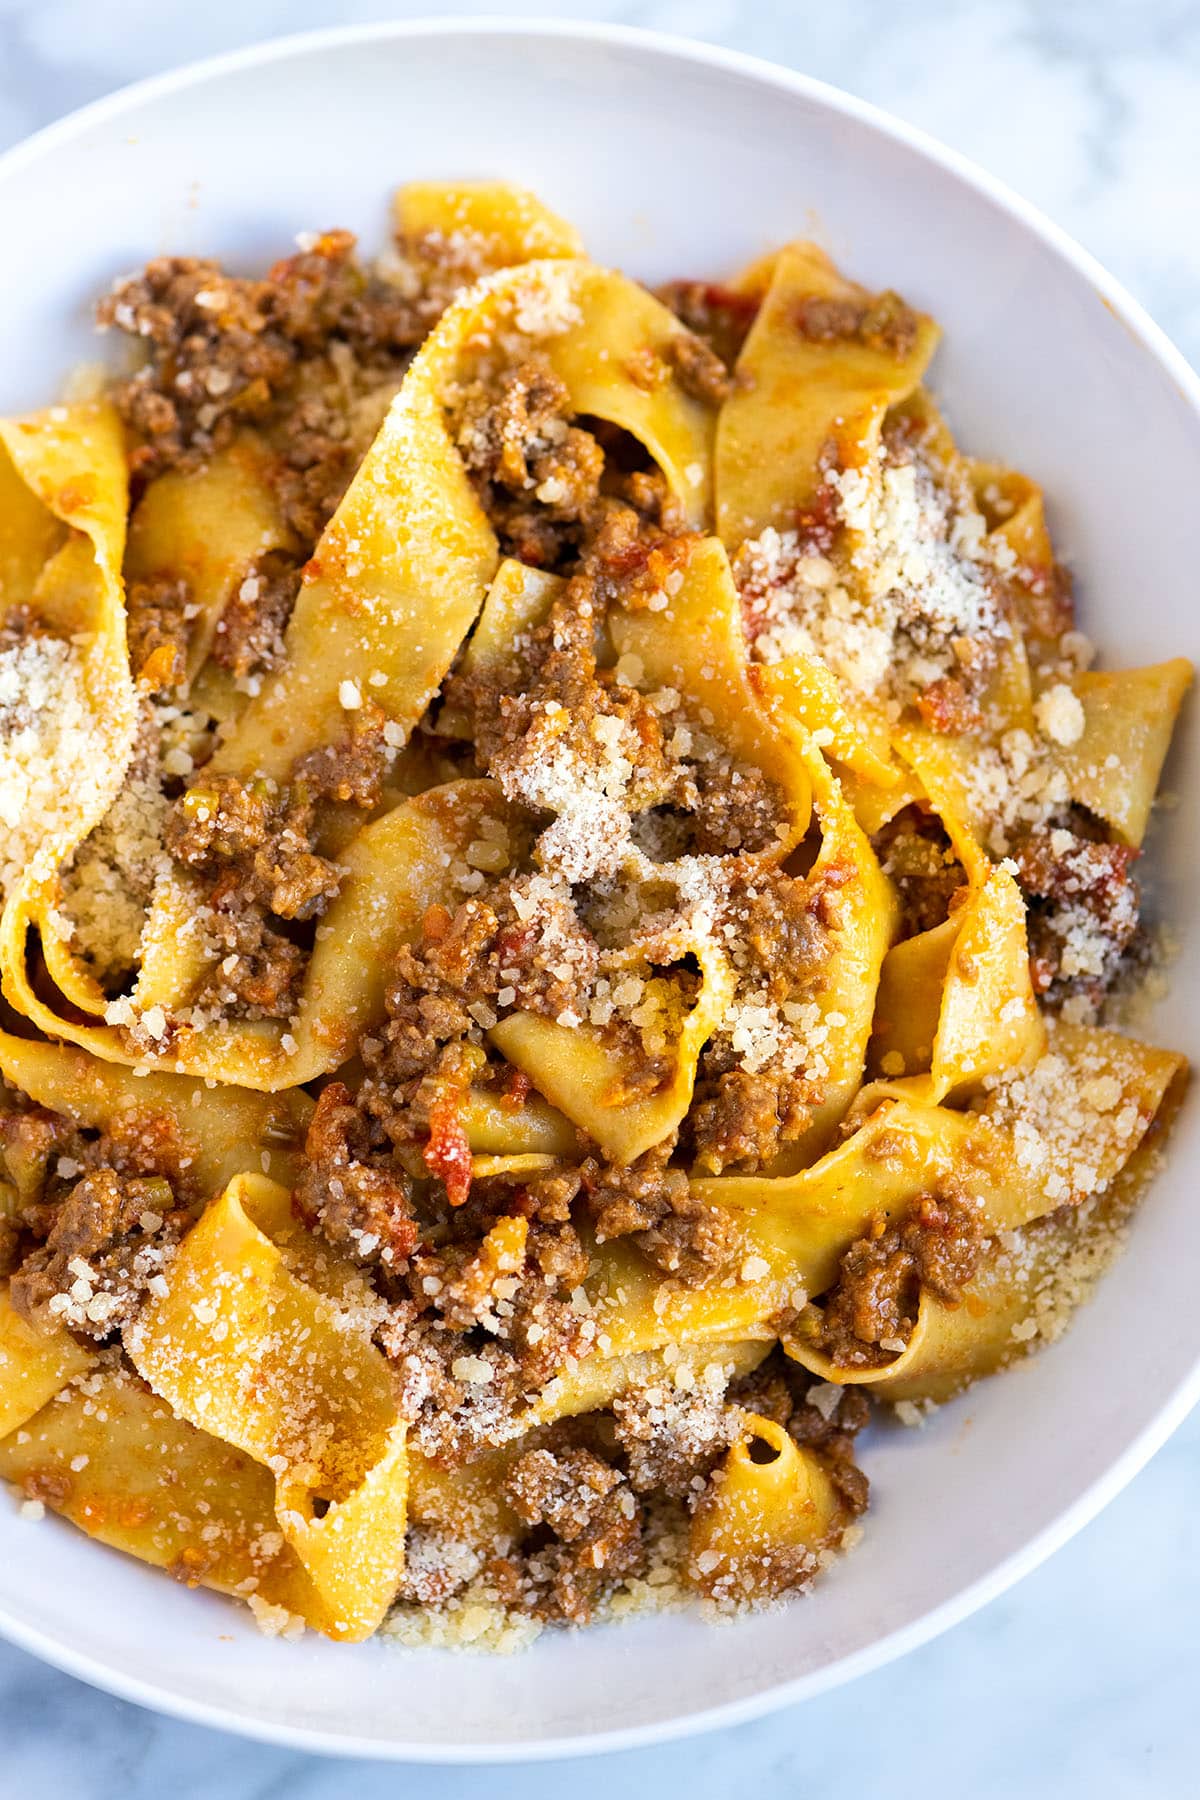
(393, 180, 584, 265)
(0, 1360, 327, 1622)
(490, 927, 736, 1166)
(786, 1021, 1185, 1391)
(0, 1288, 94, 1439)
(0, 402, 139, 1026)
(584, 1031, 1176, 1373)
(9, 780, 523, 1091)
(765, 731, 899, 1168)
(126, 1174, 408, 1640)
(687, 1412, 846, 1601)
(716, 241, 938, 546)
(869, 755, 1043, 1102)
(608, 532, 813, 848)
(209, 255, 717, 787)
(0, 1028, 311, 1195)
(892, 660, 1192, 862)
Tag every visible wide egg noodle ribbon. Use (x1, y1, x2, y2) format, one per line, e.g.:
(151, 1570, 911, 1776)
(968, 458, 1068, 660)
(0, 1028, 310, 1194)
(868, 1062, 1186, 1408)
(889, 662, 1192, 858)
(489, 928, 736, 1166)
(393, 180, 585, 263)
(786, 1019, 1184, 1388)
(456, 535, 820, 1165)
(198, 281, 500, 786)
(715, 241, 938, 548)
(206, 256, 717, 789)
(459, 1086, 578, 1158)
(20, 260, 726, 1080)
(1052, 660, 1192, 848)
(439, 557, 564, 739)
(608, 532, 812, 846)
(758, 654, 900, 790)
(0, 1359, 326, 1623)
(488, 535, 818, 1165)
(581, 1028, 1180, 1374)
(767, 732, 899, 1167)
(687, 1411, 845, 1601)
(6, 780, 524, 1091)
(0, 428, 67, 606)
(125, 1173, 408, 1640)
(869, 747, 1043, 1100)
(533, 263, 717, 529)
(41, 428, 298, 1022)
(577, 1098, 1027, 1363)
(0, 403, 139, 1027)
(123, 429, 297, 684)
(0, 1288, 94, 1438)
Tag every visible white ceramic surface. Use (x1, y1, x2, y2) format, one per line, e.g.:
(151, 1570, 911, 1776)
(0, 17, 1197, 1764)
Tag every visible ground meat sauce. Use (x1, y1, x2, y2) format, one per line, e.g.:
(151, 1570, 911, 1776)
(99, 223, 500, 690)
(805, 1190, 985, 1370)
(292, 1081, 418, 1269)
(99, 230, 442, 511)
(454, 357, 606, 568)
(662, 331, 733, 406)
(656, 280, 761, 370)
(873, 807, 969, 939)
(210, 552, 303, 685)
(1, 1103, 194, 1339)
(1012, 823, 1140, 1009)
(159, 707, 395, 1024)
(582, 1139, 741, 1280)
(793, 288, 921, 359)
(499, 1444, 644, 1625)
(689, 865, 834, 1174)
(125, 574, 191, 689)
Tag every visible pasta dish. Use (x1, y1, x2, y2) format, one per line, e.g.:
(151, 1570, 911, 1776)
(0, 183, 1188, 1645)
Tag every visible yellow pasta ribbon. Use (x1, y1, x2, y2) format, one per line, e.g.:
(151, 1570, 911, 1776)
(126, 1173, 408, 1640)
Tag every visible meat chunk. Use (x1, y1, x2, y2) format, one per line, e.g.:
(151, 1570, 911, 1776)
(656, 280, 760, 370)
(125, 575, 190, 688)
(160, 711, 399, 1026)
(455, 357, 605, 567)
(211, 555, 301, 684)
(166, 775, 272, 868)
(873, 807, 968, 939)
(612, 1378, 737, 1499)
(662, 330, 732, 405)
(689, 1068, 812, 1175)
(1012, 825, 1140, 1009)
(806, 1190, 984, 1369)
(794, 288, 920, 358)
(502, 1445, 644, 1625)
(9, 1169, 188, 1338)
(293, 1081, 418, 1269)
(97, 233, 425, 507)
(583, 1142, 741, 1281)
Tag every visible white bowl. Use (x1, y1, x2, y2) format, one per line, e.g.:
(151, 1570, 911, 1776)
(0, 18, 1197, 1763)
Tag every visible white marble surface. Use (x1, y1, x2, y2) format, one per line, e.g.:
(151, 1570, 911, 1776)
(0, 0, 1198, 1791)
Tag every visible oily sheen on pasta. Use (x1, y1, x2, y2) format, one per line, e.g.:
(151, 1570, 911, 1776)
(0, 183, 1188, 1645)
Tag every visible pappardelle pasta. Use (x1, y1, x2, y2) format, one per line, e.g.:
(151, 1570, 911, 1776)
(0, 183, 1188, 1646)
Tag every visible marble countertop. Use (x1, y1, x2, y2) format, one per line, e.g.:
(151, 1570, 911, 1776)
(1, 1, 1198, 1793)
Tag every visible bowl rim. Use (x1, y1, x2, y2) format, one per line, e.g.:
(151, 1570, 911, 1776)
(1, 13, 1199, 1765)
